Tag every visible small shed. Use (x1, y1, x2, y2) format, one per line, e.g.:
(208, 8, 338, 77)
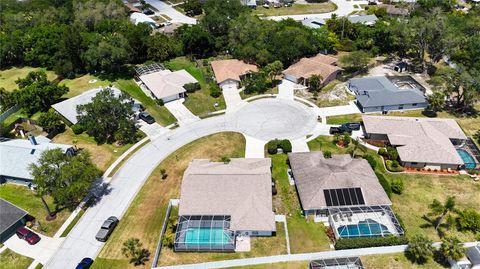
(0, 198, 28, 243)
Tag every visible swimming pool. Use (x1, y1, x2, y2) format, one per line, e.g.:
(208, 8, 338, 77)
(457, 149, 477, 169)
(337, 218, 391, 238)
(184, 228, 232, 247)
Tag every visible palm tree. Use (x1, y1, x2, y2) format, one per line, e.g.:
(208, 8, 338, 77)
(440, 236, 465, 262)
(122, 238, 150, 265)
(428, 196, 456, 231)
(309, 74, 323, 93)
(350, 138, 366, 158)
(407, 234, 434, 264)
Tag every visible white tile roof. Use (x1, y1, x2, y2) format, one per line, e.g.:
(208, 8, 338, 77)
(139, 70, 197, 99)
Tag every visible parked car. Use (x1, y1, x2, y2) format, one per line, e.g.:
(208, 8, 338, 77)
(329, 126, 352, 135)
(95, 216, 119, 242)
(75, 258, 94, 269)
(342, 122, 361, 131)
(139, 112, 155, 124)
(143, 9, 154, 15)
(16, 227, 40, 245)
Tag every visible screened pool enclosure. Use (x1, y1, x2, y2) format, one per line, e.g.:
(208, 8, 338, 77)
(174, 215, 236, 252)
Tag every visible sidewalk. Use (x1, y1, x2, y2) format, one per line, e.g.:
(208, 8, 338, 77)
(244, 135, 266, 158)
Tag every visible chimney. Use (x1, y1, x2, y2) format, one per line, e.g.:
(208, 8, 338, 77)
(28, 135, 38, 145)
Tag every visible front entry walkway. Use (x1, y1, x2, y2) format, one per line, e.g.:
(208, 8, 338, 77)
(164, 99, 199, 125)
(4, 234, 65, 264)
(291, 138, 310, 152)
(221, 83, 246, 113)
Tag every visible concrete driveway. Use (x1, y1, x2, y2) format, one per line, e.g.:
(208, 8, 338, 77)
(317, 101, 361, 117)
(137, 121, 169, 139)
(221, 83, 246, 113)
(164, 99, 199, 125)
(144, 0, 197, 24)
(4, 234, 64, 264)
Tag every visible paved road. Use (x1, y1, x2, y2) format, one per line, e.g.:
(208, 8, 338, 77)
(44, 98, 317, 269)
(266, 0, 369, 21)
(144, 0, 197, 24)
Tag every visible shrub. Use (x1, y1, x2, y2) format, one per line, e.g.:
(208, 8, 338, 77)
(387, 146, 399, 160)
(183, 82, 201, 93)
(375, 172, 392, 197)
(457, 208, 480, 233)
(363, 155, 377, 169)
(391, 178, 404, 194)
(209, 83, 222, 98)
(378, 147, 387, 156)
(279, 139, 292, 153)
(392, 160, 400, 168)
(71, 124, 84, 135)
(156, 99, 164, 106)
(323, 151, 332, 158)
(267, 140, 279, 155)
(335, 236, 408, 250)
(38, 110, 65, 133)
(386, 160, 404, 172)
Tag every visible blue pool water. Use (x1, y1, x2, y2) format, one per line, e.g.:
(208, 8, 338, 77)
(457, 149, 476, 169)
(337, 218, 391, 238)
(185, 228, 231, 246)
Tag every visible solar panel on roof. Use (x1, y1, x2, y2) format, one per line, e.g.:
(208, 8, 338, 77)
(323, 188, 365, 207)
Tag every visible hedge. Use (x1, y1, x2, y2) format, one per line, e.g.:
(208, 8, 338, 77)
(363, 154, 377, 169)
(183, 82, 201, 93)
(267, 139, 292, 154)
(71, 124, 84, 135)
(375, 172, 392, 197)
(335, 235, 408, 250)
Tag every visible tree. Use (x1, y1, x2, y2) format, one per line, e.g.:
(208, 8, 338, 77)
(175, 24, 215, 58)
(309, 74, 323, 93)
(201, 0, 246, 37)
(0, 88, 14, 112)
(183, 0, 202, 15)
(350, 138, 366, 158)
(427, 91, 445, 112)
(38, 110, 65, 134)
(122, 238, 150, 266)
(29, 149, 101, 217)
(243, 72, 269, 94)
(77, 88, 137, 144)
(439, 236, 465, 262)
(428, 196, 456, 231)
(407, 234, 434, 264)
(12, 71, 68, 116)
(339, 50, 370, 72)
(263, 61, 283, 84)
(457, 208, 480, 233)
(81, 33, 132, 73)
(147, 33, 181, 62)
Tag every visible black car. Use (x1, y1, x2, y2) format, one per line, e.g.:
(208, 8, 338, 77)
(342, 122, 361, 131)
(143, 9, 154, 15)
(139, 112, 155, 124)
(75, 258, 94, 269)
(95, 216, 119, 242)
(329, 126, 352, 135)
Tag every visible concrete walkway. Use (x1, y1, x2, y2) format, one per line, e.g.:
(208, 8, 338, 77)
(4, 234, 65, 265)
(291, 138, 310, 152)
(164, 99, 200, 126)
(244, 135, 266, 158)
(266, 0, 368, 21)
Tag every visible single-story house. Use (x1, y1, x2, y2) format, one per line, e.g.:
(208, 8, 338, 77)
(130, 12, 159, 29)
(0, 136, 74, 184)
(348, 76, 428, 113)
(452, 244, 480, 269)
(175, 158, 275, 252)
(283, 54, 342, 87)
(0, 199, 28, 243)
(240, 0, 256, 8)
(301, 17, 326, 29)
(52, 87, 124, 125)
(288, 152, 403, 239)
(139, 70, 198, 103)
(363, 115, 468, 170)
(347, 14, 378, 26)
(210, 59, 258, 88)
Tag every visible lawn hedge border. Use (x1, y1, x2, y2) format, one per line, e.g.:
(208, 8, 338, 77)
(335, 235, 408, 250)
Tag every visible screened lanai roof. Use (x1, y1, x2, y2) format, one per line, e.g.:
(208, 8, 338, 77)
(310, 257, 364, 269)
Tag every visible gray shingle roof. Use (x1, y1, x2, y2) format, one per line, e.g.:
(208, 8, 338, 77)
(288, 152, 391, 210)
(349, 76, 427, 108)
(0, 198, 27, 235)
(348, 14, 378, 25)
(301, 17, 326, 29)
(179, 159, 276, 232)
(0, 136, 72, 180)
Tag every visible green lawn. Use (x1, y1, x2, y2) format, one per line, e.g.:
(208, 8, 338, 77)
(230, 261, 309, 269)
(0, 249, 33, 269)
(361, 253, 446, 269)
(114, 79, 176, 126)
(0, 184, 70, 237)
(240, 86, 279, 100)
(271, 154, 331, 253)
(252, 2, 337, 16)
(0, 67, 57, 92)
(165, 57, 226, 116)
(59, 74, 112, 98)
(307, 135, 480, 242)
(95, 132, 252, 269)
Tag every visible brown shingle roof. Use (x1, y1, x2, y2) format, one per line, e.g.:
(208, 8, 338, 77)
(362, 116, 466, 165)
(179, 159, 276, 232)
(283, 54, 342, 83)
(288, 152, 391, 210)
(210, 59, 258, 84)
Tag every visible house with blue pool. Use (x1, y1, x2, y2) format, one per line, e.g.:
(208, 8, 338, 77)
(174, 158, 276, 252)
(288, 152, 404, 239)
(363, 116, 478, 170)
